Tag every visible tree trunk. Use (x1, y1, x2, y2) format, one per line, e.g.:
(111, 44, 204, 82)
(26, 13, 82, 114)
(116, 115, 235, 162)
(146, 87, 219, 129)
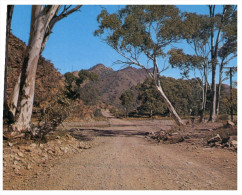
(156, 80, 184, 126)
(4, 5, 14, 121)
(208, 5, 223, 122)
(8, 73, 21, 121)
(149, 109, 153, 118)
(199, 60, 209, 123)
(208, 6, 216, 122)
(209, 61, 217, 122)
(216, 64, 223, 116)
(199, 81, 208, 123)
(12, 6, 59, 132)
(229, 68, 233, 121)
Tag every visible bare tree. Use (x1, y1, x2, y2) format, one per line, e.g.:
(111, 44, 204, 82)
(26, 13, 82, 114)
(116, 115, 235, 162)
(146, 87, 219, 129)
(9, 5, 82, 132)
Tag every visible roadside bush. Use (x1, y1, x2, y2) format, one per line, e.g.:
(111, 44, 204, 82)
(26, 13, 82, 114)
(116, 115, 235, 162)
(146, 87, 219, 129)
(94, 109, 103, 118)
(218, 114, 229, 121)
(109, 107, 118, 115)
(32, 88, 73, 138)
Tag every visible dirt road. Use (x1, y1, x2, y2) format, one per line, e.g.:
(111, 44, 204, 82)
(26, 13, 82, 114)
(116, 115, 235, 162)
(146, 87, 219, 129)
(15, 112, 237, 190)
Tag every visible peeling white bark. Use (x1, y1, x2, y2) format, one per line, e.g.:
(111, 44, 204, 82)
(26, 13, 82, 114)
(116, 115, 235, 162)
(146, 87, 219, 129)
(156, 81, 185, 126)
(9, 73, 21, 120)
(12, 5, 60, 131)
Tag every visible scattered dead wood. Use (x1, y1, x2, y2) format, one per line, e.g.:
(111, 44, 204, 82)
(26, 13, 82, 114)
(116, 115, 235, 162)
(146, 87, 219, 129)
(148, 130, 184, 144)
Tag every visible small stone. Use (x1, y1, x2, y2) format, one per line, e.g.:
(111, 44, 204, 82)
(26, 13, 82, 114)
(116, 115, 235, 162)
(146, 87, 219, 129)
(39, 153, 48, 158)
(66, 134, 72, 139)
(64, 147, 68, 153)
(47, 150, 53, 155)
(14, 156, 20, 161)
(17, 152, 24, 158)
(60, 147, 64, 152)
(84, 145, 91, 149)
(13, 160, 18, 165)
(56, 136, 61, 139)
(12, 164, 20, 170)
(57, 140, 62, 145)
(39, 144, 44, 149)
(8, 142, 13, 147)
(26, 164, 31, 170)
(78, 142, 91, 149)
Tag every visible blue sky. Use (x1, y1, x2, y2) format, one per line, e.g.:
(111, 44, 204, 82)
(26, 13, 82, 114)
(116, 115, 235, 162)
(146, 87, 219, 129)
(11, 5, 237, 84)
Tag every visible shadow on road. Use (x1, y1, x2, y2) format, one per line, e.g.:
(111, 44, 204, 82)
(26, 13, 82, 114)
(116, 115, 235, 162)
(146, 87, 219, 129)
(70, 128, 149, 141)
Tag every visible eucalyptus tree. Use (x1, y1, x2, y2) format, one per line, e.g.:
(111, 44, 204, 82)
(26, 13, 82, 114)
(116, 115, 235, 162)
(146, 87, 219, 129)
(168, 5, 237, 122)
(208, 5, 237, 122)
(168, 13, 211, 122)
(95, 5, 185, 125)
(9, 5, 82, 132)
(216, 6, 237, 115)
(137, 78, 166, 118)
(120, 90, 134, 117)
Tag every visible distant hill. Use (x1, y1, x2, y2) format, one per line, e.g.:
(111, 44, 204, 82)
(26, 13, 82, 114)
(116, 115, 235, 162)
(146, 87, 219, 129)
(72, 64, 235, 107)
(87, 64, 147, 106)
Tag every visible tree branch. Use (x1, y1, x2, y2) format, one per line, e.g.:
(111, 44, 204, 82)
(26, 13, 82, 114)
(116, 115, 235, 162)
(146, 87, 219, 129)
(40, 5, 82, 53)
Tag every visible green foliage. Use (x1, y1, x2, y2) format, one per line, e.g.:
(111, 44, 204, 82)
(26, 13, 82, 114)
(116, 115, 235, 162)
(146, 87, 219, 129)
(64, 69, 99, 103)
(135, 77, 203, 117)
(94, 108, 103, 118)
(158, 77, 202, 116)
(35, 88, 73, 138)
(79, 84, 100, 105)
(64, 72, 77, 86)
(109, 107, 118, 115)
(119, 90, 134, 116)
(120, 90, 134, 107)
(168, 49, 204, 78)
(137, 79, 166, 117)
(217, 6, 237, 59)
(76, 70, 99, 85)
(95, 5, 181, 63)
(218, 114, 229, 120)
(181, 12, 211, 43)
(220, 87, 237, 115)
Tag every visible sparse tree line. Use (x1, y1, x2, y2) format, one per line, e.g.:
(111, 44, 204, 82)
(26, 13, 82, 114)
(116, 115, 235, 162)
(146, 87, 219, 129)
(4, 5, 237, 137)
(95, 5, 237, 125)
(117, 77, 237, 120)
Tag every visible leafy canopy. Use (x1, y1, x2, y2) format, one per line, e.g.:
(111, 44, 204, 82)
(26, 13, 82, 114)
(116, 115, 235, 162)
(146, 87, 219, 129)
(95, 5, 182, 68)
(120, 90, 134, 107)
